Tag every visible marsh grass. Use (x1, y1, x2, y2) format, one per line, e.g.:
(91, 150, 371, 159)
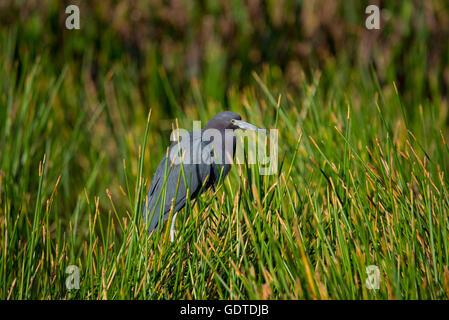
(1, 26, 449, 299)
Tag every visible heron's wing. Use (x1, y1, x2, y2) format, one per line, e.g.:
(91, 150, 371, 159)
(143, 131, 213, 234)
(208, 132, 235, 185)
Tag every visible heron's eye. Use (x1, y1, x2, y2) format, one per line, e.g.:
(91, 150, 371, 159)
(231, 119, 236, 124)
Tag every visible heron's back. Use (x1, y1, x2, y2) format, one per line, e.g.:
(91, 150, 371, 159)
(144, 130, 234, 234)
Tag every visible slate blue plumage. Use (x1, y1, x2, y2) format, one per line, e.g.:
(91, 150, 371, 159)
(143, 111, 265, 240)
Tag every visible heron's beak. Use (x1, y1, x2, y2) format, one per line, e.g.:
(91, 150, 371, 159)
(233, 120, 267, 134)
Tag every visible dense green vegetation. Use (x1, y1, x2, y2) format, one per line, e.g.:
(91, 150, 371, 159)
(1, 1, 449, 299)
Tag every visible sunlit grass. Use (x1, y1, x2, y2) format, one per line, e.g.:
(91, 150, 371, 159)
(1, 25, 449, 300)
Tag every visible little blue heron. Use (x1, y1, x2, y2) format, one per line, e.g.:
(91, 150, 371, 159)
(143, 111, 265, 241)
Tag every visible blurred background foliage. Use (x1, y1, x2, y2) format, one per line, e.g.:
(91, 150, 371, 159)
(2, 0, 449, 106)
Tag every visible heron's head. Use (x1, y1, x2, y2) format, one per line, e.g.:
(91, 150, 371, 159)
(205, 111, 266, 133)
